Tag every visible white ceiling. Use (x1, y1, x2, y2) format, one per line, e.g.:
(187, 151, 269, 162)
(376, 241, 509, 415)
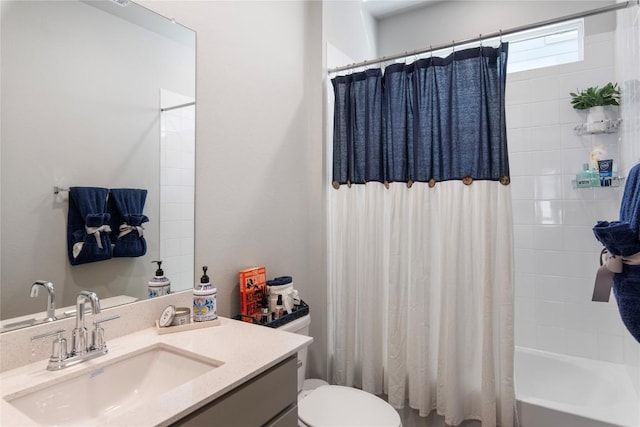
(362, 0, 439, 18)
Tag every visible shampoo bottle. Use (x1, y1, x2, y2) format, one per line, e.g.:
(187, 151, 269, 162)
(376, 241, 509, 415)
(148, 261, 171, 298)
(193, 266, 217, 322)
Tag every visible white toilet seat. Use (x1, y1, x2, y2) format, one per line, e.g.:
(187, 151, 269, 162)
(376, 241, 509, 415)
(299, 379, 329, 401)
(298, 385, 401, 427)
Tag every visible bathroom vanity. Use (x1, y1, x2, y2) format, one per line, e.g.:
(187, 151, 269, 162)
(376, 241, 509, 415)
(0, 315, 311, 426)
(173, 355, 298, 427)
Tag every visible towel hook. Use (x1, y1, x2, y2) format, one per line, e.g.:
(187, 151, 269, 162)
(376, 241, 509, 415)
(53, 186, 69, 195)
(499, 29, 503, 43)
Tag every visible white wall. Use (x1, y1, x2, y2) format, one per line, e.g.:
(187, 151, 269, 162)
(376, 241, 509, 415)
(378, 0, 615, 58)
(323, 0, 377, 65)
(0, 0, 194, 319)
(140, 0, 327, 379)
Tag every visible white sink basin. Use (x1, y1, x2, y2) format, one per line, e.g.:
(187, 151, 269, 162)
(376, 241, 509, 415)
(5, 343, 223, 426)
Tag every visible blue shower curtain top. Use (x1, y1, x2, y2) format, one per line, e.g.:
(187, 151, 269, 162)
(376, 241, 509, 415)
(331, 43, 510, 187)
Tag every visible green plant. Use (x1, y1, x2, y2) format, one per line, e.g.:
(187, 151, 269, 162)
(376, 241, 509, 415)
(570, 82, 620, 110)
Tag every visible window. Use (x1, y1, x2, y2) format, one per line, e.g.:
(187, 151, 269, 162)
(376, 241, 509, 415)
(502, 19, 584, 73)
(407, 19, 584, 74)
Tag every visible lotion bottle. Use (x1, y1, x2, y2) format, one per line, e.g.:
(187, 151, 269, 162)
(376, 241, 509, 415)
(148, 261, 171, 298)
(193, 266, 217, 322)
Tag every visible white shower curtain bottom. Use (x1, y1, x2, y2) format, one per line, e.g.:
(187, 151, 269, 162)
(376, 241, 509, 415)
(328, 181, 515, 427)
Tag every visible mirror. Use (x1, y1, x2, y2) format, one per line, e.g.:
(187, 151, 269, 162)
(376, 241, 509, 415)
(0, 0, 196, 330)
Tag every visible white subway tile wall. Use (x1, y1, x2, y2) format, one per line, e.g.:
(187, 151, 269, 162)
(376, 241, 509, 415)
(508, 31, 640, 368)
(160, 92, 195, 292)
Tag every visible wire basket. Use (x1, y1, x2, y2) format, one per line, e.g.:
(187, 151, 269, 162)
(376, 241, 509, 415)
(233, 300, 309, 328)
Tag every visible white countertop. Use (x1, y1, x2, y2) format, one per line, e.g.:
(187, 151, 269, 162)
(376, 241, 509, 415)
(0, 316, 312, 426)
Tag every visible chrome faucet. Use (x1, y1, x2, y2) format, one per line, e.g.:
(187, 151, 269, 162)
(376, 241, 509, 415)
(72, 291, 101, 356)
(31, 291, 119, 371)
(30, 280, 57, 322)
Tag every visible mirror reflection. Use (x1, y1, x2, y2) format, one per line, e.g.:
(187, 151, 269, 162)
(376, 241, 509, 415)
(0, 0, 196, 331)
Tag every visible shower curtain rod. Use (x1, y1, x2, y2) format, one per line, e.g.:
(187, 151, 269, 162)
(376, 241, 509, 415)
(328, 0, 638, 74)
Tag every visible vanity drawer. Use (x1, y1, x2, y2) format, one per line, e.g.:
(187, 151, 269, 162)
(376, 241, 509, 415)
(172, 355, 297, 427)
(264, 404, 298, 427)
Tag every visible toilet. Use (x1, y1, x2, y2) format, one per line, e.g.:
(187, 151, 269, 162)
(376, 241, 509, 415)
(279, 314, 401, 427)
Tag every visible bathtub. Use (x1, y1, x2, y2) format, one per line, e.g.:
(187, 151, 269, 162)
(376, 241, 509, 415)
(515, 346, 640, 427)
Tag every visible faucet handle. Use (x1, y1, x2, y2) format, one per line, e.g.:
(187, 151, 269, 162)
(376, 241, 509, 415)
(31, 328, 65, 341)
(31, 329, 67, 365)
(91, 315, 119, 351)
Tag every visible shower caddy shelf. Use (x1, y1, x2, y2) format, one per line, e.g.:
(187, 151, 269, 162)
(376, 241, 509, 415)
(571, 118, 622, 189)
(571, 176, 624, 189)
(573, 118, 621, 135)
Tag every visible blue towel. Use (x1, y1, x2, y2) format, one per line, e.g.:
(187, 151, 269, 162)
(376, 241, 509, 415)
(107, 188, 149, 257)
(614, 264, 640, 342)
(620, 163, 640, 235)
(592, 221, 640, 256)
(593, 163, 640, 343)
(67, 187, 112, 265)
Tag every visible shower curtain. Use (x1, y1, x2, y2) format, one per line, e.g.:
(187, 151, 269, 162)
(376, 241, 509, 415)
(328, 44, 514, 427)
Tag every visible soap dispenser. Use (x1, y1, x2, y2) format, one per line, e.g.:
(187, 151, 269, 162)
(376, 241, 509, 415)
(193, 266, 217, 322)
(148, 261, 171, 298)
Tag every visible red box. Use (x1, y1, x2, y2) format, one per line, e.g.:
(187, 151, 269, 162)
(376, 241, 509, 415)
(238, 266, 267, 321)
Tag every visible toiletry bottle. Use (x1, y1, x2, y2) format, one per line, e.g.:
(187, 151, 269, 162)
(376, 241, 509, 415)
(598, 159, 614, 187)
(576, 163, 592, 188)
(148, 261, 171, 298)
(261, 305, 270, 325)
(193, 266, 217, 322)
(589, 167, 600, 187)
(275, 294, 284, 320)
(261, 293, 270, 324)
